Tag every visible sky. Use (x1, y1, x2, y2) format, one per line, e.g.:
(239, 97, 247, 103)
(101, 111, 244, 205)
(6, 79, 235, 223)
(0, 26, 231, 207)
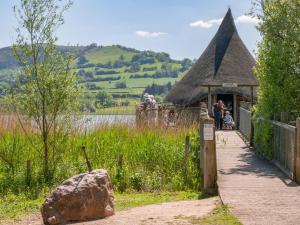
(0, 0, 261, 60)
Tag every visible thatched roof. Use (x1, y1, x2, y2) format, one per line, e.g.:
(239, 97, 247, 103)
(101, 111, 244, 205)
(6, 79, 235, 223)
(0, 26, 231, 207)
(165, 9, 258, 105)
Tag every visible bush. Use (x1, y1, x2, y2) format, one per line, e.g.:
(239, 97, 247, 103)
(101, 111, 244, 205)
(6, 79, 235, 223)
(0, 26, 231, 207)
(95, 91, 115, 108)
(129, 173, 144, 191)
(253, 117, 273, 159)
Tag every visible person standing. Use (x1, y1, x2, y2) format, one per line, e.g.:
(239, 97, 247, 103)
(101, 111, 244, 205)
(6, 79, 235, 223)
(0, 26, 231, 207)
(213, 102, 222, 130)
(218, 100, 225, 129)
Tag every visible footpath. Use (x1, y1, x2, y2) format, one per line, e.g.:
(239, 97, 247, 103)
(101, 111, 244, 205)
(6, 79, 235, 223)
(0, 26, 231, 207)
(216, 131, 300, 225)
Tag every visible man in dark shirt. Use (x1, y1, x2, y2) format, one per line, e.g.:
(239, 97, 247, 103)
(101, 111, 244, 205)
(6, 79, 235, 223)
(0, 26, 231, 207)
(213, 103, 222, 130)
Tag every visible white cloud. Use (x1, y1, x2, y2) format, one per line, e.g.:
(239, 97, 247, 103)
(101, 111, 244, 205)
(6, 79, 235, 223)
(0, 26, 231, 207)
(135, 31, 167, 38)
(235, 15, 260, 24)
(190, 15, 260, 29)
(190, 18, 222, 28)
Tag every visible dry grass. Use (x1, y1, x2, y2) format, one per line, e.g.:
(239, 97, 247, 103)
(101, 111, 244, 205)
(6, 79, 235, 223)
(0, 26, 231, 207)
(0, 114, 34, 134)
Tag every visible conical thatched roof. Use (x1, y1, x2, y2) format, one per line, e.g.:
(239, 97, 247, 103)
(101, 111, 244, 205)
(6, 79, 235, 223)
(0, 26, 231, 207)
(165, 9, 258, 105)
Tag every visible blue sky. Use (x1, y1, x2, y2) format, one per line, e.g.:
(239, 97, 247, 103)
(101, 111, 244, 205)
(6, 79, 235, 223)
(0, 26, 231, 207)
(0, 0, 261, 59)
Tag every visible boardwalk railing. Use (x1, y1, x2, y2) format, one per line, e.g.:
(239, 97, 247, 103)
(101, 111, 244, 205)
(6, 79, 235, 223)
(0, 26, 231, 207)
(254, 117, 297, 179)
(271, 120, 296, 177)
(238, 108, 299, 179)
(239, 107, 252, 140)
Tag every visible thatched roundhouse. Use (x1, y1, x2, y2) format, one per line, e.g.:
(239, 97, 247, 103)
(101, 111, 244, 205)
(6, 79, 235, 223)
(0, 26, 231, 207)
(165, 9, 258, 123)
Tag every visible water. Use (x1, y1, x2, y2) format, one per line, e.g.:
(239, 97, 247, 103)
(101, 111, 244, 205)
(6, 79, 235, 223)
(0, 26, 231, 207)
(0, 114, 136, 132)
(80, 114, 135, 130)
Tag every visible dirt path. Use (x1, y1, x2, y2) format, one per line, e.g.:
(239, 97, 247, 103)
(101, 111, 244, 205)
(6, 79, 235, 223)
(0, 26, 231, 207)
(11, 197, 219, 225)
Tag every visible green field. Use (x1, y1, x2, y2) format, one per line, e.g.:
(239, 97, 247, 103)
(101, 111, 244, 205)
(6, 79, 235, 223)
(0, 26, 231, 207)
(84, 45, 136, 64)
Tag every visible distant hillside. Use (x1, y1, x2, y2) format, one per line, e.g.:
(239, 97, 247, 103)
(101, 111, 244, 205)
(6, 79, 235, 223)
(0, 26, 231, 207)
(0, 44, 193, 112)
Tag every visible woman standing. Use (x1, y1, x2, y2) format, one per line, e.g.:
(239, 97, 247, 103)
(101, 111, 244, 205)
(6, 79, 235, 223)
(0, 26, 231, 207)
(218, 100, 225, 129)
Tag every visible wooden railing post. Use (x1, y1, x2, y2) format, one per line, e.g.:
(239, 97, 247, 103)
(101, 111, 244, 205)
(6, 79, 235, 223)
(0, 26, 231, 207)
(294, 118, 300, 183)
(200, 117, 217, 195)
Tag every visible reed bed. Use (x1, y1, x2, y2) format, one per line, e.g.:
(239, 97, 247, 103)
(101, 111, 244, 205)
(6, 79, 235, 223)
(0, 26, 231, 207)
(0, 114, 200, 196)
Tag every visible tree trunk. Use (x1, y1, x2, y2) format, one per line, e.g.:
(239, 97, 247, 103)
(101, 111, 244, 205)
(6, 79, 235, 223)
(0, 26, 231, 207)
(42, 111, 49, 181)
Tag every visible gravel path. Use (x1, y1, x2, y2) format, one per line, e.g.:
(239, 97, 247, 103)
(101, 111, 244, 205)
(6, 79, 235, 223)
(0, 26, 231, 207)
(11, 197, 219, 225)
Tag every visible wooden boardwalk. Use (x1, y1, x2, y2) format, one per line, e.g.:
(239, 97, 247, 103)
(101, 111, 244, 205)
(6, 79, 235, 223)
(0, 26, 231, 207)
(216, 131, 300, 225)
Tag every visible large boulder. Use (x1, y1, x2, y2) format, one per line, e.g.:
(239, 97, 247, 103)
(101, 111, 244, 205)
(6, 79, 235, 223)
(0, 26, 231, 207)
(41, 169, 114, 225)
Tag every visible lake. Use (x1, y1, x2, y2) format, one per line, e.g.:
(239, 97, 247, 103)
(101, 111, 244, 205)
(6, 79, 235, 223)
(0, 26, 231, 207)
(0, 114, 136, 132)
(80, 114, 136, 130)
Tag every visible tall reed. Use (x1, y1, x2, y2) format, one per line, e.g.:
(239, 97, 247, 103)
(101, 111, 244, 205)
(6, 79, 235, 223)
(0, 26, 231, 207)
(0, 116, 200, 196)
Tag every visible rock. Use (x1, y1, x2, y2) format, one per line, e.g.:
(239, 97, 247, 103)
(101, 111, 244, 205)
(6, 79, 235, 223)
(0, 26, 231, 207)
(41, 169, 114, 225)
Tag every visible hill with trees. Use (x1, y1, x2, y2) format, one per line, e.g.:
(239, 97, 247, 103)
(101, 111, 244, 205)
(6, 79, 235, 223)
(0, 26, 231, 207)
(0, 44, 193, 112)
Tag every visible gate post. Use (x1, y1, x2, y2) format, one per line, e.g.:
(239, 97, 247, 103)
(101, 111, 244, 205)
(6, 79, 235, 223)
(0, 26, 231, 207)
(200, 117, 217, 194)
(295, 118, 300, 183)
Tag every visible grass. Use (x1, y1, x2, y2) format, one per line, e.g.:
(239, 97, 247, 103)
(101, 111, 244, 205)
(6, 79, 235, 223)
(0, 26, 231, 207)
(0, 190, 47, 222)
(0, 125, 200, 193)
(0, 191, 199, 223)
(175, 205, 242, 225)
(115, 191, 199, 211)
(84, 46, 135, 64)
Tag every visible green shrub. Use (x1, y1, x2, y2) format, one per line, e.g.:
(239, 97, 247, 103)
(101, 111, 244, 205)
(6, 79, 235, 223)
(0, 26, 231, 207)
(253, 116, 273, 159)
(129, 173, 144, 191)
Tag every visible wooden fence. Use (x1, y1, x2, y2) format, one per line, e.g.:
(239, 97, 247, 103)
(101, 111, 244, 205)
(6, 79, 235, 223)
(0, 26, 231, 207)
(135, 104, 202, 127)
(271, 120, 296, 178)
(238, 108, 299, 180)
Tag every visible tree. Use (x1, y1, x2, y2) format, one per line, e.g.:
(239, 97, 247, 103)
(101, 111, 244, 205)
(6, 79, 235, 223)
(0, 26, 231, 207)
(9, 0, 78, 181)
(95, 91, 114, 108)
(77, 55, 88, 65)
(119, 55, 125, 61)
(252, 0, 300, 120)
(180, 58, 193, 72)
(251, 0, 300, 157)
